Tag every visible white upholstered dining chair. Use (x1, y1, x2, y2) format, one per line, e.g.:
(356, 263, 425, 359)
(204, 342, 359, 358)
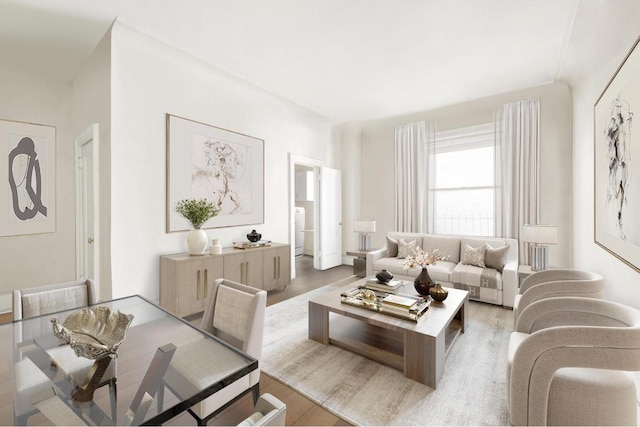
(513, 269, 604, 324)
(12, 279, 117, 422)
(13, 279, 99, 321)
(159, 278, 267, 426)
(507, 296, 640, 426)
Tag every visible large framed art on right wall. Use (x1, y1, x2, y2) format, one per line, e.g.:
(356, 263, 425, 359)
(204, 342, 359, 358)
(594, 35, 640, 271)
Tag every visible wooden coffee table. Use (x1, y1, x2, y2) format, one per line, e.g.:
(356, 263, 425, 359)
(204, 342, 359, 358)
(308, 279, 469, 389)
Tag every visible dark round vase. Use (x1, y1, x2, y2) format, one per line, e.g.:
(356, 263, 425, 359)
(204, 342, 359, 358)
(247, 229, 262, 242)
(429, 283, 449, 302)
(414, 267, 434, 296)
(376, 269, 393, 283)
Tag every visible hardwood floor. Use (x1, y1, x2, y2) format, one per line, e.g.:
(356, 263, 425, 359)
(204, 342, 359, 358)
(171, 256, 355, 426)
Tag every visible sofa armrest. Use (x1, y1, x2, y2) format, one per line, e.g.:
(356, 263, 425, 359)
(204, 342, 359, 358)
(502, 259, 518, 308)
(366, 247, 388, 277)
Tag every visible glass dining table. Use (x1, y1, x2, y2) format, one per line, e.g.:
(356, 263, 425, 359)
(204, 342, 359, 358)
(0, 295, 258, 426)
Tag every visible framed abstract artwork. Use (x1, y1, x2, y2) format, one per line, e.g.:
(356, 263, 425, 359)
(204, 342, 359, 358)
(594, 36, 640, 271)
(0, 118, 56, 237)
(166, 114, 264, 232)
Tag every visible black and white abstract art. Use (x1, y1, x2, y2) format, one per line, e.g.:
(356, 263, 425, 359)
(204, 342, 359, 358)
(0, 119, 56, 237)
(166, 114, 264, 232)
(595, 36, 640, 271)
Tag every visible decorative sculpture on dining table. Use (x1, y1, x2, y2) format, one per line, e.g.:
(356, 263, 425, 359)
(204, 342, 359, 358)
(51, 306, 133, 402)
(403, 246, 448, 296)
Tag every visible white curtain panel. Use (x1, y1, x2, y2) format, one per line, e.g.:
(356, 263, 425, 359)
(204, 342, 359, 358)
(394, 121, 435, 233)
(494, 98, 540, 264)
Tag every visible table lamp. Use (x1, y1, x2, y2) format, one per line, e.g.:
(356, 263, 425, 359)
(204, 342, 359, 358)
(522, 224, 557, 271)
(354, 219, 376, 251)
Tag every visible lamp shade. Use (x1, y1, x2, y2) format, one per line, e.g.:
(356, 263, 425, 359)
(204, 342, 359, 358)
(522, 224, 557, 244)
(354, 219, 376, 233)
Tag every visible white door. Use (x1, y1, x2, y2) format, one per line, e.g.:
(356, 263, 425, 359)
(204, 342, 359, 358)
(317, 166, 342, 270)
(75, 125, 99, 284)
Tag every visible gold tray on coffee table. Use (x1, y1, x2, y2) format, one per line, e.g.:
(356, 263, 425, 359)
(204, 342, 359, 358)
(340, 287, 430, 322)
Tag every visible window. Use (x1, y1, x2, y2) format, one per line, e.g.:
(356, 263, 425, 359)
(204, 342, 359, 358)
(430, 123, 495, 236)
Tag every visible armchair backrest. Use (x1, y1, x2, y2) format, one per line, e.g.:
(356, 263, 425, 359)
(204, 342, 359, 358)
(12, 279, 98, 320)
(516, 296, 640, 333)
(519, 269, 604, 295)
(514, 269, 604, 323)
(200, 278, 267, 360)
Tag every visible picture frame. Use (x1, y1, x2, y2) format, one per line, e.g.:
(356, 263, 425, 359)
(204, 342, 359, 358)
(0, 118, 56, 237)
(166, 114, 264, 232)
(594, 36, 640, 271)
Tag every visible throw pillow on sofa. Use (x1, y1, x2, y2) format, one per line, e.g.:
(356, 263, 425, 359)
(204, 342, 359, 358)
(397, 238, 416, 259)
(462, 243, 486, 268)
(387, 236, 399, 257)
(485, 244, 509, 272)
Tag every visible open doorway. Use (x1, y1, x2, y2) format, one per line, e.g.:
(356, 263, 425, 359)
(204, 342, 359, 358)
(294, 164, 315, 263)
(289, 154, 321, 279)
(288, 154, 343, 279)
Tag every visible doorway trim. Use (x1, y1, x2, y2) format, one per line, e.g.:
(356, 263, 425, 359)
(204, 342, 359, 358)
(289, 153, 323, 279)
(75, 124, 100, 289)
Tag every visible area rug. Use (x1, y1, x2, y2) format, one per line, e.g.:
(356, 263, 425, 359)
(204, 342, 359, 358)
(261, 277, 512, 426)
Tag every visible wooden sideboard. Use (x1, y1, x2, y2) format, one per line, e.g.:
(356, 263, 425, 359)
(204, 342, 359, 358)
(160, 243, 291, 317)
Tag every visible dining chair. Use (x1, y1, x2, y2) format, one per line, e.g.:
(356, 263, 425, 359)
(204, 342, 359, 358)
(12, 279, 117, 422)
(237, 393, 286, 426)
(507, 296, 640, 425)
(29, 386, 87, 426)
(159, 278, 267, 426)
(13, 279, 98, 321)
(513, 269, 604, 324)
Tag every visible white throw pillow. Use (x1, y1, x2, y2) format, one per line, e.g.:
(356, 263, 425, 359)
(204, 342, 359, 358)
(397, 238, 417, 259)
(461, 243, 486, 268)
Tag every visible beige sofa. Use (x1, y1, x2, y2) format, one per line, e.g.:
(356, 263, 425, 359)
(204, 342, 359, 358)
(366, 232, 519, 307)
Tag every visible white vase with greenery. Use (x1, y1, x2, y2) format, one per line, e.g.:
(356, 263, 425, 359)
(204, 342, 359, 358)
(176, 198, 219, 255)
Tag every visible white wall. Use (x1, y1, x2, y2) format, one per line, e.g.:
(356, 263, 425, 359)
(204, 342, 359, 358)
(0, 66, 75, 291)
(568, 2, 640, 306)
(72, 28, 112, 300)
(342, 82, 572, 268)
(339, 122, 363, 255)
(109, 21, 336, 301)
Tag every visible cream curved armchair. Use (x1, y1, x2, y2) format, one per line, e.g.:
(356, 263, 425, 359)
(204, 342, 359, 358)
(507, 297, 640, 426)
(513, 269, 604, 324)
(160, 278, 267, 426)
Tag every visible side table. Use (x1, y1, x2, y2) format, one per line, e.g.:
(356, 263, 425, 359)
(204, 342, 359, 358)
(346, 250, 368, 277)
(518, 265, 533, 287)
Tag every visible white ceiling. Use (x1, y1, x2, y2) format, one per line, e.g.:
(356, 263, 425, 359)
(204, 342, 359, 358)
(0, 0, 587, 122)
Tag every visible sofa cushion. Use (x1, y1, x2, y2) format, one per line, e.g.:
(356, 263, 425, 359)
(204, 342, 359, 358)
(427, 261, 457, 282)
(375, 257, 410, 276)
(388, 233, 423, 253)
(422, 235, 461, 263)
(485, 244, 509, 272)
(461, 243, 486, 268)
(403, 260, 457, 283)
(386, 236, 399, 257)
(397, 238, 417, 259)
(373, 258, 456, 282)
